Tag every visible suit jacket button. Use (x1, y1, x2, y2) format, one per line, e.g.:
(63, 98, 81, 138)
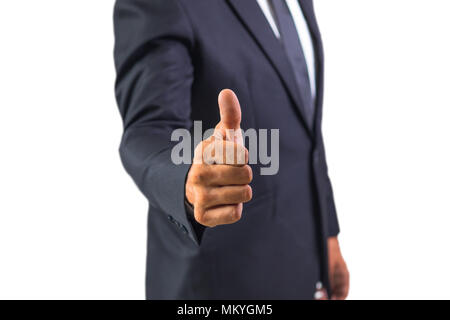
(313, 151, 320, 163)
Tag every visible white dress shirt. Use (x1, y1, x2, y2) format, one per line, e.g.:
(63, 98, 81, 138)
(256, 0, 316, 100)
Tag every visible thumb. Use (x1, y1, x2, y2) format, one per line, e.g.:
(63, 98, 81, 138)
(218, 89, 241, 131)
(216, 89, 243, 145)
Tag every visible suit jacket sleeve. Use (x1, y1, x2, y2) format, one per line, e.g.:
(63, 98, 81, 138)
(113, 0, 200, 244)
(319, 132, 340, 237)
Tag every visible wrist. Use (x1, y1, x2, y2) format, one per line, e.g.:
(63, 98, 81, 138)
(328, 237, 340, 254)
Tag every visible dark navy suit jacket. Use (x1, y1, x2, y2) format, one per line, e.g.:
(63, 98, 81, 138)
(114, 0, 340, 299)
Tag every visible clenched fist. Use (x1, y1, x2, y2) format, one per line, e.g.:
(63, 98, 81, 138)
(185, 89, 253, 227)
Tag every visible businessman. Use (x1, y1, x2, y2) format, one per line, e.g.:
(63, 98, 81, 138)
(114, 0, 349, 299)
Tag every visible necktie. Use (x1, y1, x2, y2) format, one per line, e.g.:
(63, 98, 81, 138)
(270, 0, 315, 128)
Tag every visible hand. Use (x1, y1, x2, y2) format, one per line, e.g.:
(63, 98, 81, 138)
(328, 237, 350, 300)
(185, 89, 253, 227)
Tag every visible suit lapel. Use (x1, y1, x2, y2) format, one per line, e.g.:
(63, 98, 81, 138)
(227, 0, 313, 137)
(298, 0, 325, 135)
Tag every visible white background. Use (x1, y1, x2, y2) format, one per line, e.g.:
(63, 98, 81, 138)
(0, 0, 449, 300)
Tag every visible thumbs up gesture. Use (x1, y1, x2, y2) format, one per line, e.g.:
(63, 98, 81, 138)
(185, 89, 253, 227)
